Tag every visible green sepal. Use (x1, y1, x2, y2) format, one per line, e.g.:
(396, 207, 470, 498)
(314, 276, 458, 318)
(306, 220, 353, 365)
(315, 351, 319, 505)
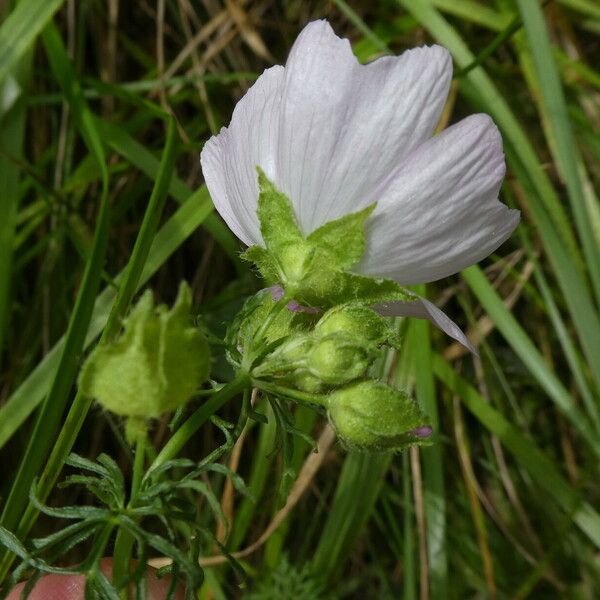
(299, 267, 413, 309)
(256, 167, 303, 252)
(79, 282, 211, 419)
(240, 245, 279, 284)
(254, 330, 378, 387)
(307, 332, 378, 385)
(327, 381, 432, 452)
(251, 332, 314, 378)
(245, 172, 413, 309)
(225, 290, 316, 369)
(315, 304, 402, 350)
(307, 203, 376, 269)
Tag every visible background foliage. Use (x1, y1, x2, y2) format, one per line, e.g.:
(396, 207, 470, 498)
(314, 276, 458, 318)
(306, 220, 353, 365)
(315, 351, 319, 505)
(0, 0, 599, 598)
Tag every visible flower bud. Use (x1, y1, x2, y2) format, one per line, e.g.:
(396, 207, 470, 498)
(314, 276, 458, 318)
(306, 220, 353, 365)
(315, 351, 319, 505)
(252, 333, 314, 378)
(252, 331, 326, 393)
(315, 304, 399, 348)
(293, 373, 325, 394)
(79, 282, 210, 419)
(327, 380, 432, 451)
(229, 290, 315, 369)
(307, 332, 376, 384)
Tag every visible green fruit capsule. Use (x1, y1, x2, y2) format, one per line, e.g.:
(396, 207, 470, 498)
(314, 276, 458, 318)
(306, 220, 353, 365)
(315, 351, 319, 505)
(79, 282, 211, 420)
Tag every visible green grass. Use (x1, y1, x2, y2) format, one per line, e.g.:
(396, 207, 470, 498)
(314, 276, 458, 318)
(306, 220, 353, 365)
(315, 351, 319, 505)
(1, 0, 599, 598)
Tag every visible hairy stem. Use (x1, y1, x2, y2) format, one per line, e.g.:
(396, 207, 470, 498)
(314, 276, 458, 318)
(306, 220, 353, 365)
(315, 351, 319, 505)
(148, 374, 251, 474)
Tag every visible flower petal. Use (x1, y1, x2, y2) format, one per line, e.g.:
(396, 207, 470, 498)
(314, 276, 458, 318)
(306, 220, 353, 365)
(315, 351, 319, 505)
(200, 65, 285, 246)
(276, 20, 453, 234)
(358, 114, 519, 284)
(375, 298, 477, 354)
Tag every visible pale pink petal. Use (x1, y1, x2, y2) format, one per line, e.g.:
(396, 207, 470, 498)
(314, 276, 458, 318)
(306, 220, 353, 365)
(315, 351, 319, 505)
(201, 21, 453, 244)
(358, 114, 519, 284)
(375, 297, 477, 354)
(200, 65, 284, 246)
(276, 20, 453, 234)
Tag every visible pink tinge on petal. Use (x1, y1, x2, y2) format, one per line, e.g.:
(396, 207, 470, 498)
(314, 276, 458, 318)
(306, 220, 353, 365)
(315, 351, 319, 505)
(287, 299, 321, 314)
(374, 297, 478, 355)
(266, 284, 285, 301)
(357, 114, 518, 285)
(411, 425, 433, 438)
(287, 299, 302, 312)
(200, 19, 456, 247)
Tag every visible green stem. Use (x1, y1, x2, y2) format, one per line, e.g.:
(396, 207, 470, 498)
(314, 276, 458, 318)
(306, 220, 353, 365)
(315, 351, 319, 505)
(112, 427, 147, 598)
(89, 523, 116, 567)
(130, 431, 146, 499)
(102, 119, 177, 342)
(252, 379, 327, 408)
(84, 522, 116, 592)
(149, 374, 251, 473)
(0, 118, 178, 585)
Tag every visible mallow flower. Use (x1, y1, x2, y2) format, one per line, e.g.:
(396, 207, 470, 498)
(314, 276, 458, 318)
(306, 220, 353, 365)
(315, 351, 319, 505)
(200, 20, 519, 351)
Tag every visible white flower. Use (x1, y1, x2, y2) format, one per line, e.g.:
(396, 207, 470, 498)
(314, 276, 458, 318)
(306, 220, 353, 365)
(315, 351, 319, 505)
(200, 20, 519, 352)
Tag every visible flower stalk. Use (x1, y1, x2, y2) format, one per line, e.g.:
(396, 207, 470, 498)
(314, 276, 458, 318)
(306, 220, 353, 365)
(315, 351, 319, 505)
(148, 373, 252, 474)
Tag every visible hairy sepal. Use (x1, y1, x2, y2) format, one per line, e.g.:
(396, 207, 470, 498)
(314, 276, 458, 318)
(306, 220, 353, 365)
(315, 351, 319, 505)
(244, 170, 413, 308)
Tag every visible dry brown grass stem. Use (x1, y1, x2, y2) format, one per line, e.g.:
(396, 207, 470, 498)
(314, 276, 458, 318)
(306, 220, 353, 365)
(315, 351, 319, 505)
(410, 446, 429, 600)
(225, 0, 273, 61)
(177, 0, 218, 134)
(453, 395, 497, 599)
(443, 258, 535, 361)
(160, 3, 244, 84)
(102, 0, 119, 115)
(215, 388, 259, 543)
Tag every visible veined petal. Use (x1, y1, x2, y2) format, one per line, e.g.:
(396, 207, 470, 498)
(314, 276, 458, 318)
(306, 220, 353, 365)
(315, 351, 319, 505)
(200, 65, 285, 246)
(357, 114, 519, 284)
(276, 20, 453, 234)
(375, 298, 477, 354)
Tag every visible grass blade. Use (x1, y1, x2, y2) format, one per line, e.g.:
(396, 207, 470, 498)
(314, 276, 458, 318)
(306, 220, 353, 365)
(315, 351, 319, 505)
(430, 0, 510, 31)
(0, 0, 64, 85)
(462, 264, 600, 457)
(0, 51, 31, 360)
(0, 19, 110, 539)
(311, 453, 391, 579)
(516, 0, 600, 305)
(0, 186, 214, 450)
(102, 116, 178, 340)
(92, 117, 241, 267)
(434, 356, 600, 550)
